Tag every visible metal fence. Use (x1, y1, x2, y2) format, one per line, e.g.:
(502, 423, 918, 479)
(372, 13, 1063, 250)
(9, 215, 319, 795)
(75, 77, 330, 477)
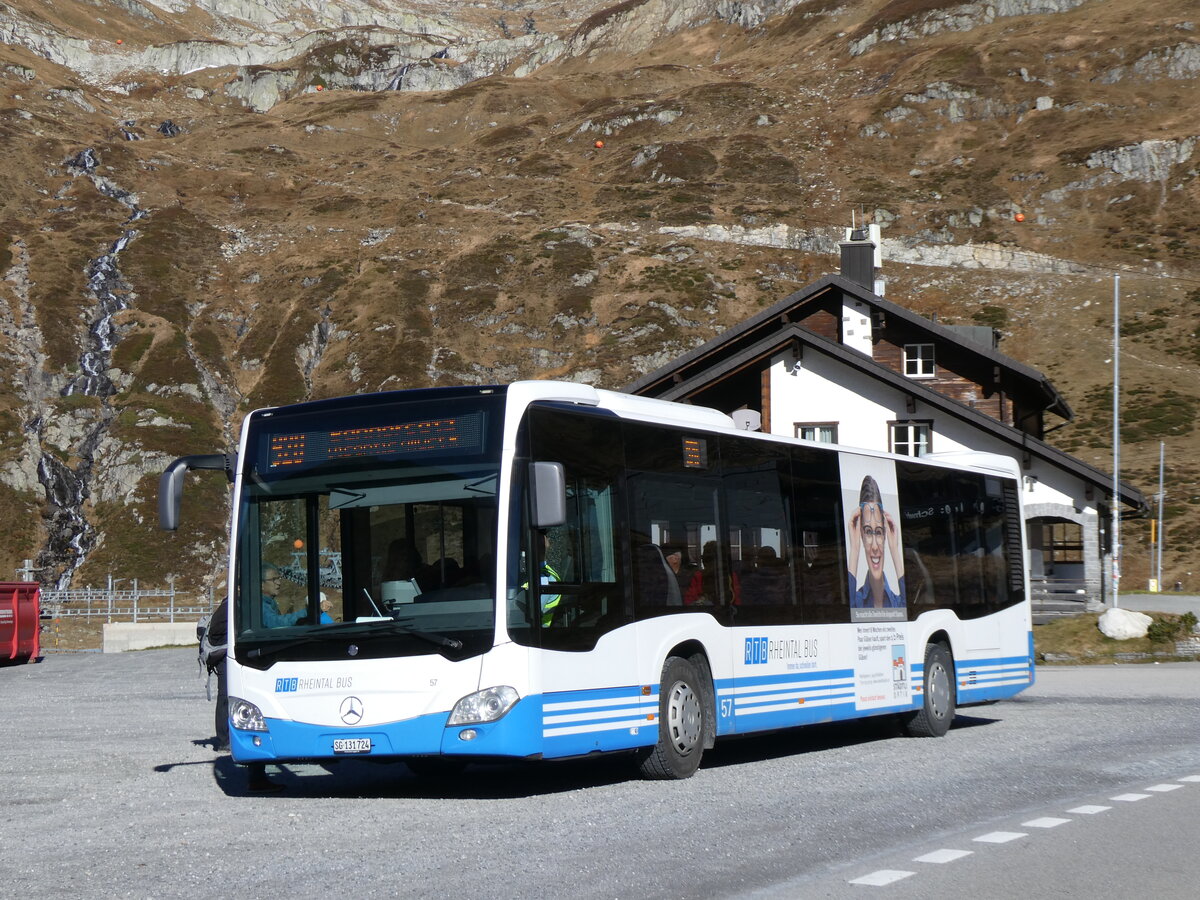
(40, 585, 212, 623)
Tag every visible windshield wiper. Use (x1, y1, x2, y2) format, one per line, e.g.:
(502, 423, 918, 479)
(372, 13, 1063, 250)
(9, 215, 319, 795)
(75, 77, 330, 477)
(242, 618, 461, 661)
(386, 617, 463, 651)
(244, 620, 375, 659)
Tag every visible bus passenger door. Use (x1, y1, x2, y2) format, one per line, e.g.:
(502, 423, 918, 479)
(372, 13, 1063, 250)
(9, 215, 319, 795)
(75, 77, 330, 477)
(523, 406, 645, 756)
(725, 438, 833, 734)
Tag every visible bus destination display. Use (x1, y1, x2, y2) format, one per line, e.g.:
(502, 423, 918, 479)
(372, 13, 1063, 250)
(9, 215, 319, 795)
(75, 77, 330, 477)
(682, 436, 709, 469)
(268, 412, 484, 469)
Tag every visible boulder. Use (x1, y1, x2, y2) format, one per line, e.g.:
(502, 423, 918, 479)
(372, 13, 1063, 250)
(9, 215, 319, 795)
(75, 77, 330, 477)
(1098, 608, 1153, 640)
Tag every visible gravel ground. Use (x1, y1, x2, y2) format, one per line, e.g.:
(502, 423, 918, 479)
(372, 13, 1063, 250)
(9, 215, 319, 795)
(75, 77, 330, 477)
(2, 649, 1198, 899)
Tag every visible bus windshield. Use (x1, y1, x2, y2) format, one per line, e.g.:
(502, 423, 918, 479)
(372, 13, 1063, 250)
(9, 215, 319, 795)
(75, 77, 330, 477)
(231, 391, 504, 666)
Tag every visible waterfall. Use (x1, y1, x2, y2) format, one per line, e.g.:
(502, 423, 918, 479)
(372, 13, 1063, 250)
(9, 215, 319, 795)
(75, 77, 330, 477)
(63, 229, 137, 398)
(36, 148, 146, 587)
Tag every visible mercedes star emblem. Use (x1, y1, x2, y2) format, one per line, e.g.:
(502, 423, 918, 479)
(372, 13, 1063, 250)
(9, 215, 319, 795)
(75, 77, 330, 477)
(340, 696, 364, 725)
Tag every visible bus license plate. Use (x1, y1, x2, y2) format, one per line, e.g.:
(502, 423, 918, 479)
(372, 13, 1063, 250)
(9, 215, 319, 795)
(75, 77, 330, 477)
(333, 738, 372, 754)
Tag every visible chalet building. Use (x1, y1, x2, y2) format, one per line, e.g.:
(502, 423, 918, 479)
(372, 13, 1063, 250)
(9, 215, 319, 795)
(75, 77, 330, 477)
(625, 228, 1147, 605)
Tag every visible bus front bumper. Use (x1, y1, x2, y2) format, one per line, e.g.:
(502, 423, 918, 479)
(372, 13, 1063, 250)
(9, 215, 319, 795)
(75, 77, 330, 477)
(229, 695, 544, 764)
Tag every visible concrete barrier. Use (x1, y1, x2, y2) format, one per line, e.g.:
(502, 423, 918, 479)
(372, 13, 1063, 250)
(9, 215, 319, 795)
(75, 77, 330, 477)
(102, 622, 197, 653)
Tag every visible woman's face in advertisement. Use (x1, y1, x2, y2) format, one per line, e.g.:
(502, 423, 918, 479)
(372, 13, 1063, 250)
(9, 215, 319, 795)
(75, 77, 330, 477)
(860, 503, 885, 578)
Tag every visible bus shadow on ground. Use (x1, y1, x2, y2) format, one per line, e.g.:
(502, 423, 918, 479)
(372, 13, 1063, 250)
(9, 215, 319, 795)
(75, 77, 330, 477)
(700, 710, 999, 771)
(195, 712, 1002, 800)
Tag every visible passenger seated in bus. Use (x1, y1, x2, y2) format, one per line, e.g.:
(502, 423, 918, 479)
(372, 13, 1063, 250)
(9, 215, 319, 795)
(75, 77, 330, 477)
(261, 565, 304, 628)
(662, 542, 694, 597)
(420, 557, 462, 592)
(684, 541, 741, 606)
(635, 542, 681, 606)
(742, 546, 788, 604)
(383, 540, 422, 581)
(382, 540, 423, 605)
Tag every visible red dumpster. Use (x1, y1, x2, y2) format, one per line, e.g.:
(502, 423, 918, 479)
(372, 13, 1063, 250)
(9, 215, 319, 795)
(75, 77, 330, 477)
(0, 582, 40, 664)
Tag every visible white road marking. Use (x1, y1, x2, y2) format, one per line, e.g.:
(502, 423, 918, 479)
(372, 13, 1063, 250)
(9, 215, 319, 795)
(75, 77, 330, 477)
(846, 772, 1193, 890)
(914, 849, 973, 864)
(849, 870, 915, 886)
(974, 831, 1026, 844)
(1022, 817, 1071, 828)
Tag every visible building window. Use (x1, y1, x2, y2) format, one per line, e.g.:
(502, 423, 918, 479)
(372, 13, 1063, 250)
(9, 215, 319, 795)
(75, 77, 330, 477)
(794, 423, 838, 443)
(890, 421, 932, 457)
(1044, 522, 1083, 566)
(904, 343, 935, 378)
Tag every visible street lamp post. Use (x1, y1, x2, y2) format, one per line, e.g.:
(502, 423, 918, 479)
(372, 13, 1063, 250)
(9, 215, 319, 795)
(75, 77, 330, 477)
(1111, 274, 1120, 609)
(1157, 442, 1165, 592)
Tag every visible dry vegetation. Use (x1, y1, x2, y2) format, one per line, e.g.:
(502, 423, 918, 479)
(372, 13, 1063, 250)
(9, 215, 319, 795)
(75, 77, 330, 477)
(0, 0, 1197, 593)
(1035, 611, 1200, 664)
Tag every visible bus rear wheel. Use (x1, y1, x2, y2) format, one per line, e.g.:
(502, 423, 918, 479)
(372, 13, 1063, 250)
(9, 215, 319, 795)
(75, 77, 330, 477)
(638, 656, 707, 780)
(903, 642, 956, 738)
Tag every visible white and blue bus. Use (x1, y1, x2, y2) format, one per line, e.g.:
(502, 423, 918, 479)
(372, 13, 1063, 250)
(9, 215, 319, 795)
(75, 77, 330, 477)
(160, 380, 1033, 779)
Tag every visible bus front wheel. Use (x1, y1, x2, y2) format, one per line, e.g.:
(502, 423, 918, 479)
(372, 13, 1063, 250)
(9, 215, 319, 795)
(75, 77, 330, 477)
(638, 656, 707, 779)
(903, 642, 956, 738)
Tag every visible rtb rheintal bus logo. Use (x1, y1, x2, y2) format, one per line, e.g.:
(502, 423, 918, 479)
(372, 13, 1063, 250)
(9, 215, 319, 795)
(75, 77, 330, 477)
(745, 636, 769, 665)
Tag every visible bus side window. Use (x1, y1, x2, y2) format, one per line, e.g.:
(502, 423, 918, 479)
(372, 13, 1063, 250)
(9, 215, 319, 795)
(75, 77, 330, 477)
(626, 471, 720, 615)
(722, 436, 796, 626)
(791, 446, 847, 624)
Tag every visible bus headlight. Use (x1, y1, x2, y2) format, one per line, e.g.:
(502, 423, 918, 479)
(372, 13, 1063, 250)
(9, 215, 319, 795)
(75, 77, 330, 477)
(448, 686, 519, 725)
(229, 697, 268, 732)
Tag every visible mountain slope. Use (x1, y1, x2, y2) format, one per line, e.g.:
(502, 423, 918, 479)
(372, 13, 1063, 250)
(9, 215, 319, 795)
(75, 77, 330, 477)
(0, 0, 1196, 592)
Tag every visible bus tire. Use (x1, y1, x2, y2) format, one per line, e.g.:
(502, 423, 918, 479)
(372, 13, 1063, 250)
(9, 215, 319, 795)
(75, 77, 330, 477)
(638, 656, 707, 780)
(903, 642, 956, 738)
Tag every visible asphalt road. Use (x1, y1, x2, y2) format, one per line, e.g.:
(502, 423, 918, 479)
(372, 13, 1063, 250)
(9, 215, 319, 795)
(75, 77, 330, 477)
(2, 650, 1198, 899)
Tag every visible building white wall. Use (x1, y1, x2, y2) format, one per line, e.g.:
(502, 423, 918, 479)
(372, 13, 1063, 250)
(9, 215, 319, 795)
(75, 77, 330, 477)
(769, 353, 970, 455)
(840, 298, 874, 357)
(769, 352, 1095, 512)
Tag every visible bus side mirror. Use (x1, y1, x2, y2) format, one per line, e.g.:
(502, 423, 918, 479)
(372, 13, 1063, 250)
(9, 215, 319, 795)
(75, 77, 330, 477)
(158, 453, 236, 531)
(529, 461, 566, 529)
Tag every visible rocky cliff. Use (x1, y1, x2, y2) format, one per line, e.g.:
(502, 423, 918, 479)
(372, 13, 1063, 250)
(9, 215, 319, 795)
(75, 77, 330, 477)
(0, 0, 1197, 593)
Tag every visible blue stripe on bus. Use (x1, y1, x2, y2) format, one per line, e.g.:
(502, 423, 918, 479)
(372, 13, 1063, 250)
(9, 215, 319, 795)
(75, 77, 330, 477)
(731, 668, 856, 688)
(954, 653, 1034, 669)
(1028, 631, 1037, 687)
(949, 652, 1034, 705)
(712, 669, 885, 735)
(540, 684, 660, 758)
